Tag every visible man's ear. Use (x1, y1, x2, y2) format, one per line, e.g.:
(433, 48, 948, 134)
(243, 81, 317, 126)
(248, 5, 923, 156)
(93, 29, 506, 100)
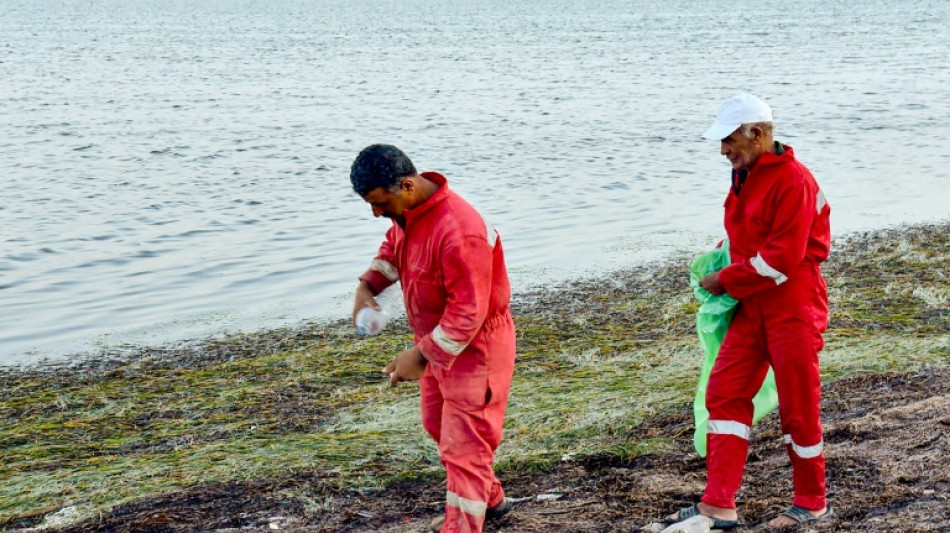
(400, 176, 414, 193)
(749, 125, 765, 141)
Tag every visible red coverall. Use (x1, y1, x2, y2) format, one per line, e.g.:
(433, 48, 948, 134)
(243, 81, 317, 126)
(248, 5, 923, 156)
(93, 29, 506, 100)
(702, 144, 831, 511)
(359, 172, 516, 533)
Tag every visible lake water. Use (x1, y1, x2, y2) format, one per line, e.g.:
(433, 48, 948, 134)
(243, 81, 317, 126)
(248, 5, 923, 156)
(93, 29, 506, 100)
(2, 0, 948, 365)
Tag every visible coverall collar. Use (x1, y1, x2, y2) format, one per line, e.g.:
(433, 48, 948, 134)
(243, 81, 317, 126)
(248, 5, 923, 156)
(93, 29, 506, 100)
(752, 142, 792, 169)
(733, 142, 793, 194)
(403, 171, 449, 226)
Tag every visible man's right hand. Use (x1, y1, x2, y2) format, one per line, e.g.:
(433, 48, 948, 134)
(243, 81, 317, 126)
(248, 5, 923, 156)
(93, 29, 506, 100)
(700, 272, 726, 296)
(353, 281, 381, 326)
(383, 345, 428, 386)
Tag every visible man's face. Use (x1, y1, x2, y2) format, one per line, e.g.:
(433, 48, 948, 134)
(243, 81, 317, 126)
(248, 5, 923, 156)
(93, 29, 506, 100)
(362, 181, 410, 226)
(719, 127, 762, 170)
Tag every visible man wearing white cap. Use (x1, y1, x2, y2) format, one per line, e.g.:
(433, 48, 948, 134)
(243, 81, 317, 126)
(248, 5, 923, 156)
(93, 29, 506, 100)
(660, 94, 834, 531)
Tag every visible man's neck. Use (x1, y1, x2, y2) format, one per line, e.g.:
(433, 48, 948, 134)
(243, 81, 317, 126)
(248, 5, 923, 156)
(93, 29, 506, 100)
(745, 138, 779, 170)
(400, 175, 441, 218)
(411, 176, 439, 207)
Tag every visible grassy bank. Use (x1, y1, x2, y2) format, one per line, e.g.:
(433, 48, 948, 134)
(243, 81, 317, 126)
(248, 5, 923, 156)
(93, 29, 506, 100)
(1, 221, 948, 530)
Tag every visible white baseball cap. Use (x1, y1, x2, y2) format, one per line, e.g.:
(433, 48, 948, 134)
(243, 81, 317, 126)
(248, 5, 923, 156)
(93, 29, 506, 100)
(702, 93, 773, 140)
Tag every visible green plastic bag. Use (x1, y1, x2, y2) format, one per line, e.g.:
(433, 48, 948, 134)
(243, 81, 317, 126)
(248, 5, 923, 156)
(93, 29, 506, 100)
(689, 239, 779, 457)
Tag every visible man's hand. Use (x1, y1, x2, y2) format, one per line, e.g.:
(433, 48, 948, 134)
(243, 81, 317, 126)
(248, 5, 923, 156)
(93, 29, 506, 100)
(353, 281, 381, 326)
(383, 346, 428, 386)
(700, 272, 726, 296)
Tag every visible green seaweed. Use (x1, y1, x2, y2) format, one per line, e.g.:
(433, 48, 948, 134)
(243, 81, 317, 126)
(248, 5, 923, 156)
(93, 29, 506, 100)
(1, 221, 948, 528)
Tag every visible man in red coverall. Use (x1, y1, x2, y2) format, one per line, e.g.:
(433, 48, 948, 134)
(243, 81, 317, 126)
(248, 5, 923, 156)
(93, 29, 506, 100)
(350, 144, 516, 533)
(661, 95, 834, 531)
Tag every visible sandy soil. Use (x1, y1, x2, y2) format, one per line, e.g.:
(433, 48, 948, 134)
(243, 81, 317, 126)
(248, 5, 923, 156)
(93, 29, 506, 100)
(33, 367, 949, 533)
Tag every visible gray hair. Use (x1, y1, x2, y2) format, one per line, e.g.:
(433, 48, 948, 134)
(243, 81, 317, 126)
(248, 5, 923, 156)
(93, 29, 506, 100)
(739, 121, 774, 138)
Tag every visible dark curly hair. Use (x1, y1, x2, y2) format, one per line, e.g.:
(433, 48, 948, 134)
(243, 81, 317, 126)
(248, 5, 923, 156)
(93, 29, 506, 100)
(350, 144, 417, 197)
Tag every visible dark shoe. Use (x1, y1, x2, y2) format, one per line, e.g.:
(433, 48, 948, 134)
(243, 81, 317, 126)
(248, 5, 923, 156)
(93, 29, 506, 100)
(486, 497, 513, 521)
(429, 497, 513, 532)
(663, 503, 742, 530)
(771, 505, 834, 527)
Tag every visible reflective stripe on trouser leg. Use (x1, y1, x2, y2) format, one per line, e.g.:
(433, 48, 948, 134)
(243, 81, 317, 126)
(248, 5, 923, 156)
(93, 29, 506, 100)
(788, 440, 826, 510)
(439, 389, 507, 533)
(769, 317, 826, 511)
(702, 306, 770, 510)
(422, 317, 515, 533)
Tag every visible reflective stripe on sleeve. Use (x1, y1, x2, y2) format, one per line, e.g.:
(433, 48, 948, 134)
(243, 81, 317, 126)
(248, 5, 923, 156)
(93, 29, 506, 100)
(816, 189, 828, 214)
(446, 490, 487, 517)
(370, 259, 399, 282)
(751, 253, 788, 285)
(482, 216, 498, 248)
(432, 325, 468, 356)
(784, 434, 824, 459)
(707, 420, 751, 440)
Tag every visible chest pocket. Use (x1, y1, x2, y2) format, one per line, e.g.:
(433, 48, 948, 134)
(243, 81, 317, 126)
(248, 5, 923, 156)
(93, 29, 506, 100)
(402, 241, 446, 320)
(405, 271, 446, 324)
(748, 214, 772, 241)
(738, 191, 773, 242)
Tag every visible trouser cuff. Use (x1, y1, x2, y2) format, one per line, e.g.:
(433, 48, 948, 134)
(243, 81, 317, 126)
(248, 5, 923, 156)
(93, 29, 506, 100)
(792, 495, 826, 511)
(700, 493, 736, 510)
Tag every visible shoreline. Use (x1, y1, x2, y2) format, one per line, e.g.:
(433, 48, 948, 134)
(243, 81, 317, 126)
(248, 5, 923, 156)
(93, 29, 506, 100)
(1, 220, 947, 531)
(5, 217, 946, 377)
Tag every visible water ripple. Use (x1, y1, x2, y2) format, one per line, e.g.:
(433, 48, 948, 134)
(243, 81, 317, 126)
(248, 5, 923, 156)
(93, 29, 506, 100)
(2, 0, 948, 363)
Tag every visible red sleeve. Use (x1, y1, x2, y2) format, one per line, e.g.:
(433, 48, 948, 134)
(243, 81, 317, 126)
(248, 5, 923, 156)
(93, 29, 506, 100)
(719, 174, 817, 300)
(416, 234, 494, 372)
(357, 224, 400, 295)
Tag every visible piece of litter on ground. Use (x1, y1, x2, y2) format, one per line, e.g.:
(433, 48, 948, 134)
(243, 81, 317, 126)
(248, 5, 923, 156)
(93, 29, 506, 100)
(506, 493, 564, 504)
(34, 506, 86, 530)
(660, 514, 713, 533)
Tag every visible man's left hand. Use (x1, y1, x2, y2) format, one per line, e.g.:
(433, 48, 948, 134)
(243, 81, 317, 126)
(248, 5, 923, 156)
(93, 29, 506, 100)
(700, 272, 726, 296)
(383, 346, 428, 386)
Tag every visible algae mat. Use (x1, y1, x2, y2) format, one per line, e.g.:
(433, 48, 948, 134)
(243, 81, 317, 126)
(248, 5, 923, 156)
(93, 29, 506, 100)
(2, 221, 948, 532)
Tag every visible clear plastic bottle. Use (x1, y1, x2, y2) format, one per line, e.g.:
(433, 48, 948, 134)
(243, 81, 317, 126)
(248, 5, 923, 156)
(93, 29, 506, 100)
(355, 307, 388, 336)
(355, 286, 403, 335)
